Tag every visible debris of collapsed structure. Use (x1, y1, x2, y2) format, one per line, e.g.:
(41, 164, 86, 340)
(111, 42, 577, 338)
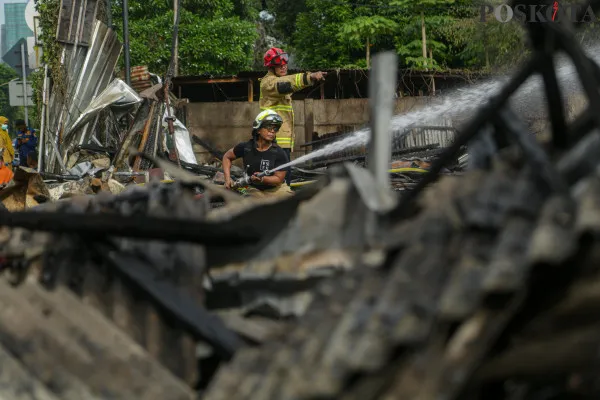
(29, 0, 198, 208)
(0, 0, 599, 399)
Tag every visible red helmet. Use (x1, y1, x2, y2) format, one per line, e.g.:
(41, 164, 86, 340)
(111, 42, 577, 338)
(263, 47, 288, 68)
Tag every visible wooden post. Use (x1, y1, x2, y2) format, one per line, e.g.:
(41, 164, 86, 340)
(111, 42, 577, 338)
(304, 99, 314, 155)
(320, 83, 325, 100)
(248, 79, 254, 102)
(173, 0, 179, 77)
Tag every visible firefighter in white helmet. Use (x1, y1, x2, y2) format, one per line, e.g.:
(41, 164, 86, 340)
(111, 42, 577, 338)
(222, 110, 293, 198)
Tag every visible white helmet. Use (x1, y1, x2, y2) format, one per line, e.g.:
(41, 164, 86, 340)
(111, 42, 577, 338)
(252, 109, 283, 130)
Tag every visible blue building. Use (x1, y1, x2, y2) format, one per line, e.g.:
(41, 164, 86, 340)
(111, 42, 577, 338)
(2, 2, 33, 58)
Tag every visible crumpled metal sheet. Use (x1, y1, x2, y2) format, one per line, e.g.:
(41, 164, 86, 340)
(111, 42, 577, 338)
(345, 162, 397, 213)
(68, 161, 94, 176)
(66, 79, 142, 138)
(240, 292, 314, 319)
(66, 151, 111, 170)
(46, 20, 122, 173)
(162, 108, 198, 165)
(47, 177, 94, 201)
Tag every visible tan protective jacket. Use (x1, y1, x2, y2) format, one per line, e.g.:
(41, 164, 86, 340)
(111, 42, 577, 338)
(259, 70, 313, 150)
(0, 129, 14, 166)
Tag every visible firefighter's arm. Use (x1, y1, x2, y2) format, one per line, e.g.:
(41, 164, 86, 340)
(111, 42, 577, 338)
(251, 171, 286, 185)
(264, 72, 325, 96)
(222, 148, 237, 188)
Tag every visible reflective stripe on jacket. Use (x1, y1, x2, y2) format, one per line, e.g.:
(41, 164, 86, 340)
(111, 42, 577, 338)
(259, 70, 313, 150)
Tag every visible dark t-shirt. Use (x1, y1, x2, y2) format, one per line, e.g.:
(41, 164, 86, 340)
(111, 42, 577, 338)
(233, 140, 289, 190)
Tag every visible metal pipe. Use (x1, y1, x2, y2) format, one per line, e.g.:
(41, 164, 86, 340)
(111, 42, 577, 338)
(20, 42, 28, 126)
(163, 0, 182, 166)
(122, 0, 131, 86)
(368, 52, 398, 189)
(173, 0, 179, 77)
(38, 65, 48, 172)
(106, 0, 112, 28)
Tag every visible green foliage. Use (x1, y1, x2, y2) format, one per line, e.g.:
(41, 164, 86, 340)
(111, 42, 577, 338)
(294, 0, 354, 69)
(339, 15, 398, 47)
(269, 0, 307, 43)
(36, 0, 572, 93)
(113, 0, 235, 20)
(110, 0, 257, 75)
(127, 10, 256, 75)
(0, 64, 27, 132)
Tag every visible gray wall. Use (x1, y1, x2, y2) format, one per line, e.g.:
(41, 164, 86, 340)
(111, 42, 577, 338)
(185, 93, 587, 164)
(187, 97, 431, 163)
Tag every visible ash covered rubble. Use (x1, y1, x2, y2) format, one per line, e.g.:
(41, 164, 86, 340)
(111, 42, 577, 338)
(202, 131, 600, 394)
(2, 1, 600, 400)
(201, 4, 600, 400)
(0, 153, 391, 398)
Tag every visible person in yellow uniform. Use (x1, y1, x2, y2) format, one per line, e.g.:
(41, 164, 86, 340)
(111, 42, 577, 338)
(0, 117, 15, 170)
(0, 148, 13, 186)
(259, 47, 327, 184)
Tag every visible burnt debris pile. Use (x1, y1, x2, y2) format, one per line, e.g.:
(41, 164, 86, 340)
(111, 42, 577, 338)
(0, 0, 600, 399)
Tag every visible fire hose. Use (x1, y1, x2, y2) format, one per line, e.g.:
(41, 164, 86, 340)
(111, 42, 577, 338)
(231, 169, 273, 189)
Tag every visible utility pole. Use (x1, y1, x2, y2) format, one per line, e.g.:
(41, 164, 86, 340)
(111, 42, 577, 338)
(173, 0, 179, 77)
(106, 0, 112, 28)
(123, 0, 131, 86)
(20, 42, 28, 126)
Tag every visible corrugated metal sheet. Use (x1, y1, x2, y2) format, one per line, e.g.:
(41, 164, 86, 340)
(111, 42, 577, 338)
(129, 66, 153, 93)
(61, 22, 122, 147)
(394, 119, 456, 150)
(56, 0, 99, 45)
(46, 20, 122, 173)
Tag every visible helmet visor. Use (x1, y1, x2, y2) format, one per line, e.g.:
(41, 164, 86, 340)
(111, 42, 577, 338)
(271, 53, 289, 66)
(261, 123, 281, 132)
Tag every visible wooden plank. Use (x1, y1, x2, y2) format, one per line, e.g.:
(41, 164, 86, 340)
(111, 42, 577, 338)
(304, 98, 314, 155)
(477, 324, 600, 382)
(0, 343, 60, 400)
(482, 216, 536, 295)
(18, 280, 196, 400)
(133, 101, 156, 171)
(0, 280, 100, 400)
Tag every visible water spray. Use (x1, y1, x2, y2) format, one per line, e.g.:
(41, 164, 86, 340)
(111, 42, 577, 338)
(268, 45, 599, 174)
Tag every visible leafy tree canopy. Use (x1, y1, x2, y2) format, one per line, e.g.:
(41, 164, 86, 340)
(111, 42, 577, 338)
(0, 64, 28, 133)
(37, 0, 600, 79)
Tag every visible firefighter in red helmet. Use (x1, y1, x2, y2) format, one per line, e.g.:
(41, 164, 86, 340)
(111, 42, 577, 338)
(259, 47, 327, 184)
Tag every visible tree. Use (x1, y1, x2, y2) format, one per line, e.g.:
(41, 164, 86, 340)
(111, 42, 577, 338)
(391, 0, 456, 70)
(111, 0, 258, 75)
(0, 64, 27, 132)
(293, 0, 354, 69)
(338, 15, 398, 68)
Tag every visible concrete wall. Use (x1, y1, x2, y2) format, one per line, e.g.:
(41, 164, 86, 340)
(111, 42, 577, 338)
(185, 87, 592, 164)
(529, 93, 588, 143)
(187, 97, 431, 163)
